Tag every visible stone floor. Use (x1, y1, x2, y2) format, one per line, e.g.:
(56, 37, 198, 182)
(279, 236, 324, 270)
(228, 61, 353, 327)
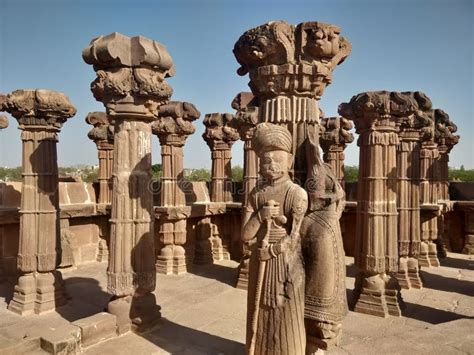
(0, 252, 473, 354)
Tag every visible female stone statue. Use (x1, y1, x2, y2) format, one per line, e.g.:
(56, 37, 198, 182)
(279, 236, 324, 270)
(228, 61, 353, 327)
(300, 133, 348, 351)
(243, 123, 308, 355)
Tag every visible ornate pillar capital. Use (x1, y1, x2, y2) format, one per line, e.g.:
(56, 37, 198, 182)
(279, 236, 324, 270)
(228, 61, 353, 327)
(234, 21, 351, 102)
(86, 111, 114, 149)
(0, 89, 76, 134)
(320, 116, 354, 151)
(434, 109, 460, 154)
(202, 113, 239, 150)
(82, 32, 175, 119)
(152, 101, 200, 146)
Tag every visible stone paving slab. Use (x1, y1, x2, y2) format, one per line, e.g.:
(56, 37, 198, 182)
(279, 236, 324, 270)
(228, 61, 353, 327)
(0, 253, 473, 354)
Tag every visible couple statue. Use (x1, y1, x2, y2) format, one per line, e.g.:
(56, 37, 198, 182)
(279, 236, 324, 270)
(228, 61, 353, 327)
(243, 123, 347, 355)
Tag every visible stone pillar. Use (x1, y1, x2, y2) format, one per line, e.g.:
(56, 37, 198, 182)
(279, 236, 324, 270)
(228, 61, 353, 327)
(434, 109, 459, 256)
(320, 116, 354, 188)
(200, 113, 239, 262)
(152, 101, 200, 275)
(86, 112, 114, 263)
(83, 32, 175, 332)
(394, 92, 434, 289)
(234, 21, 351, 185)
(339, 91, 403, 317)
(230, 92, 259, 289)
(86, 111, 114, 206)
(203, 113, 239, 203)
(419, 111, 441, 268)
(0, 89, 76, 315)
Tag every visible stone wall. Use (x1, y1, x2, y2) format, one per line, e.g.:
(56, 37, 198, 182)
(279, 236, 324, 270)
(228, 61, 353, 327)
(0, 180, 103, 277)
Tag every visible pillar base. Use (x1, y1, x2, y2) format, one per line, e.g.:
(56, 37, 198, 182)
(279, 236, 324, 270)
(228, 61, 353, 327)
(428, 242, 440, 267)
(353, 273, 403, 318)
(305, 319, 342, 352)
(194, 241, 214, 265)
(396, 257, 423, 289)
(236, 257, 249, 290)
(462, 234, 474, 255)
(156, 245, 187, 275)
(212, 247, 230, 261)
(8, 271, 68, 316)
(108, 294, 161, 335)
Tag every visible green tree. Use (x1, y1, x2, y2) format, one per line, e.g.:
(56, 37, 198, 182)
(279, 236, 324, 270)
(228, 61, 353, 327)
(185, 168, 211, 182)
(232, 165, 244, 182)
(344, 165, 359, 183)
(151, 164, 162, 181)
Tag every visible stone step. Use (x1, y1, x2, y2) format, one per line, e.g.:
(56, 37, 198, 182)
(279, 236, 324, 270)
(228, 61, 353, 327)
(72, 312, 117, 349)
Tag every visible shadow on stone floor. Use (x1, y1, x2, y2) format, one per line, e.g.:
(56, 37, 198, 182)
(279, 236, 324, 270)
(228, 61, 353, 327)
(439, 256, 474, 271)
(402, 302, 474, 324)
(55, 276, 110, 322)
(420, 270, 474, 297)
(140, 317, 245, 354)
(0, 279, 14, 304)
(187, 262, 239, 287)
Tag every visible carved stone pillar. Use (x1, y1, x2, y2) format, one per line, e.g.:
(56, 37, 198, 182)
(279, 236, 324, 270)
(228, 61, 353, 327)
(434, 109, 459, 256)
(203, 113, 239, 203)
(320, 116, 354, 188)
(152, 101, 199, 275)
(393, 92, 433, 289)
(419, 111, 441, 268)
(200, 113, 239, 262)
(83, 32, 175, 332)
(86, 112, 114, 206)
(339, 91, 403, 317)
(1, 89, 76, 315)
(86, 112, 114, 263)
(230, 92, 259, 289)
(234, 21, 351, 185)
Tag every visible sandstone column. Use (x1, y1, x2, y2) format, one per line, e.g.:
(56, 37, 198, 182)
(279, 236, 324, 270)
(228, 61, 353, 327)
(320, 116, 354, 188)
(199, 112, 239, 262)
(419, 111, 441, 268)
(339, 91, 403, 317)
(434, 109, 459, 256)
(1, 89, 76, 315)
(152, 101, 200, 275)
(83, 32, 175, 332)
(394, 92, 433, 289)
(230, 92, 259, 289)
(234, 21, 351, 185)
(86, 111, 114, 206)
(86, 112, 114, 262)
(203, 113, 239, 203)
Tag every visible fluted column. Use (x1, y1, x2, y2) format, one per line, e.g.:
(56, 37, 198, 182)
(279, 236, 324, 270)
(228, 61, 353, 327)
(234, 21, 351, 185)
(1, 89, 76, 315)
(86, 112, 114, 263)
(419, 110, 441, 268)
(203, 113, 239, 203)
(199, 113, 239, 263)
(393, 92, 434, 289)
(434, 109, 459, 256)
(320, 116, 354, 188)
(152, 101, 200, 275)
(339, 91, 404, 317)
(86, 112, 114, 206)
(83, 32, 175, 332)
(230, 92, 259, 289)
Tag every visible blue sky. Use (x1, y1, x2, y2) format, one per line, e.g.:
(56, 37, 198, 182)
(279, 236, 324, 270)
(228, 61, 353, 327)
(0, 0, 472, 168)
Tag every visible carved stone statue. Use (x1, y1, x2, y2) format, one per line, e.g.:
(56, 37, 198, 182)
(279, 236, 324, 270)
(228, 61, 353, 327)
(243, 123, 308, 355)
(300, 134, 348, 351)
